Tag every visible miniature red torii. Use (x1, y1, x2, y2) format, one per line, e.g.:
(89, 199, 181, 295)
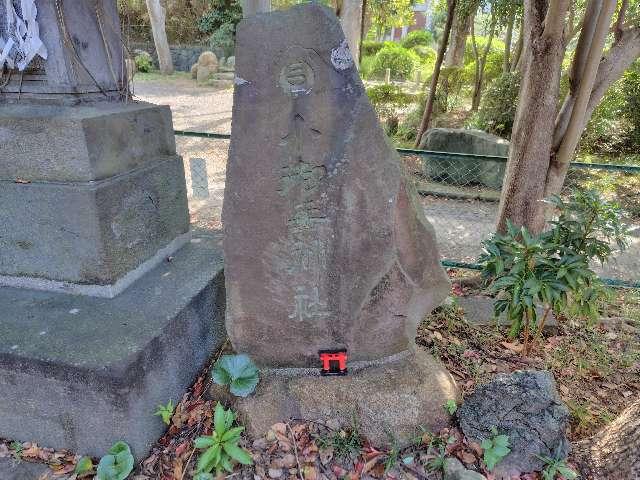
(319, 349, 348, 376)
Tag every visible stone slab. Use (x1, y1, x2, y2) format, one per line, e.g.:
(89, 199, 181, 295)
(223, 4, 450, 368)
(457, 296, 558, 334)
(0, 156, 189, 287)
(0, 102, 176, 182)
(218, 349, 458, 445)
(0, 232, 226, 459)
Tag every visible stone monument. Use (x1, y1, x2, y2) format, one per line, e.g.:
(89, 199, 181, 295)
(222, 4, 457, 443)
(0, 0, 225, 458)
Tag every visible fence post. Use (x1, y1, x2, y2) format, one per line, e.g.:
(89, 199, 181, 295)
(189, 157, 209, 199)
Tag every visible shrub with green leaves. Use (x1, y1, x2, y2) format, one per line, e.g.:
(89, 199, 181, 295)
(370, 44, 419, 81)
(96, 441, 134, 480)
(481, 427, 510, 471)
(199, 0, 242, 57)
(212, 354, 259, 397)
(622, 61, 640, 148)
(367, 84, 412, 118)
(134, 53, 153, 73)
(470, 71, 521, 138)
(361, 40, 385, 57)
(194, 403, 253, 477)
(480, 189, 629, 347)
(401, 30, 433, 50)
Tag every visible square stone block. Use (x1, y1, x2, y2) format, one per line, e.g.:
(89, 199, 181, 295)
(0, 156, 189, 287)
(0, 102, 177, 182)
(0, 233, 225, 459)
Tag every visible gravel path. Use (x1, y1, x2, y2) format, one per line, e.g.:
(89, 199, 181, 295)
(134, 77, 639, 283)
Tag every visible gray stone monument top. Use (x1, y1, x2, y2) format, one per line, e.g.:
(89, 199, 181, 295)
(223, 4, 450, 368)
(0, 0, 126, 103)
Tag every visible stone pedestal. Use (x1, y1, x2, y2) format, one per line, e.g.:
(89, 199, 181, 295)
(0, 102, 189, 297)
(0, 233, 226, 458)
(218, 349, 458, 445)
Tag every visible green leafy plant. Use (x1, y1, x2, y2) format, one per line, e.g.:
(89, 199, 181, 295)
(212, 354, 260, 397)
(96, 441, 134, 480)
(443, 399, 458, 415)
(537, 454, 578, 480)
(361, 40, 386, 57)
(469, 71, 521, 138)
(366, 84, 413, 135)
(194, 403, 253, 477)
(154, 399, 174, 425)
(481, 427, 510, 472)
(199, 0, 242, 57)
(480, 189, 629, 352)
(74, 456, 94, 476)
(134, 53, 153, 73)
(9, 441, 23, 458)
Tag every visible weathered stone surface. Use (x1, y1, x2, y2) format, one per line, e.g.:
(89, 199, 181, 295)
(0, 102, 177, 182)
(419, 128, 509, 190)
(0, 156, 189, 288)
(197, 64, 216, 84)
(1, 0, 126, 102)
(223, 4, 450, 368)
(191, 62, 199, 78)
(221, 349, 457, 445)
(198, 51, 219, 67)
(458, 296, 558, 335)
(0, 457, 70, 480)
(420, 128, 509, 156)
(444, 458, 487, 480)
(0, 233, 226, 459)
(457, 370, 570, 477)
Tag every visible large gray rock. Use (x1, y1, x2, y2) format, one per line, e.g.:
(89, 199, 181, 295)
(419, 128, 509, 190)
(223, 4, 450, 368)
(457, 371, 570, 477)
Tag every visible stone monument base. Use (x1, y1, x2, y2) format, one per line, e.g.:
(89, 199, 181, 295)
(220, 349, 458, 445)
(0, 233, 226, 459)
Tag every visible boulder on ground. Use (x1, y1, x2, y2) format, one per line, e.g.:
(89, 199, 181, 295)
(226, 55, 235, 69)
(190, 63, 198, 79)
(198, 51, 218, 68)
(419, 128, 509, 190)
(457, 370, 570, 477)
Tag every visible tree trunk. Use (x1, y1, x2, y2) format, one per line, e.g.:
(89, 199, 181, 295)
(337, 0, 363, 67)
(510, 18, 524, 72)
(471, 11, 497, 111)
(503, 8, 515, 73)
(573, 400, 640, 479)
(496, 0, 569, 234)
(241, 0, 271, 17)
(440, 3, 475, 108)
(145, 0, 174, 75)
(544, 0, 616, 198)
(414, 0, 457, 148)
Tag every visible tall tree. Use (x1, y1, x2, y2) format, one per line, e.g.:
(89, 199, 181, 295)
(336, 0, 364, 63)
(414, 0, 457, 147)
(497, 0, 640, 234)
(367, 0, 414, 40)
(470, 8, 497, 110)
(145, 0, 174, 74)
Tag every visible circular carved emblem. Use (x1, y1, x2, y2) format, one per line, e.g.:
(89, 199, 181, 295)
(279, 61, 315, 95)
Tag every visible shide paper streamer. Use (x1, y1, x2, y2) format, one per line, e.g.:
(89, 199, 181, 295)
(0, 0, 48, 71)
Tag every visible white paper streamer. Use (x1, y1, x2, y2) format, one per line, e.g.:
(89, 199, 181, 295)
(0, 0, 47, 71)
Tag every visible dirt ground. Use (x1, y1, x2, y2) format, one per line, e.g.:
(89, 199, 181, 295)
(133, 75, 640, 283)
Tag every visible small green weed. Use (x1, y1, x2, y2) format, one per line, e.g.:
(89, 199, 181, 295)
(96, 441, 134, 480)
(154, 399, 174, 425)
(443, 399, 458, 415)
(537, 454, 578, 480)
(193, 403, 253, 477)
(317, 424, 363, 460)
(9, 441, 22, 458)
(481, 427, 510, 471)
(74, 456, 94, 476)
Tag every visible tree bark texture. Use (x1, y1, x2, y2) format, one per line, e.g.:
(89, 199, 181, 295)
(242, 0, 271, 17)
(471, 11, 497, 111)
(337, 0, 364, 67)
(573, 399, 640, 479)
(414, 0, 457, 148)
(145, 0, 174, 75)
(496, 0, 569, 234)
(503, 7, 515, 73)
